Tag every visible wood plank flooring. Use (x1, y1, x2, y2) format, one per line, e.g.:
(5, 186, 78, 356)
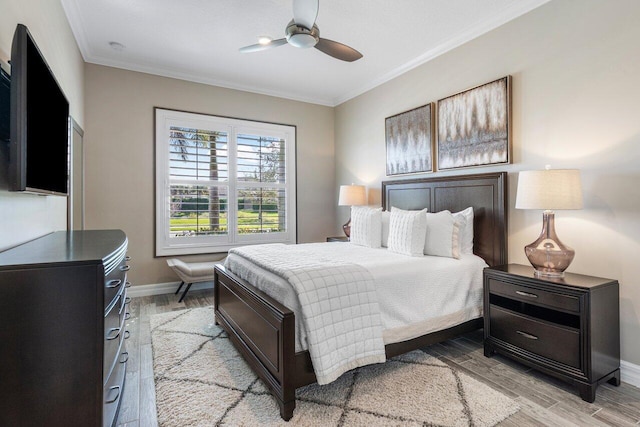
(117, 289, 640, 426)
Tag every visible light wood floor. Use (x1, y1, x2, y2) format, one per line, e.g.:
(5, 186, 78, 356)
(117, 289, 640, 426)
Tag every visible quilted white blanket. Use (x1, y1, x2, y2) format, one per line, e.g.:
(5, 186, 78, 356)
(228, 244, 386, 385)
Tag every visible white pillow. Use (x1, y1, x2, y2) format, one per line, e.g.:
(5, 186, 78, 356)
(424, 210, 460, 259)
(452, 207, 474, 254)
(350, 206, 382, 248)
(381, 211, 390, 247)
(387, 207, 427, 256)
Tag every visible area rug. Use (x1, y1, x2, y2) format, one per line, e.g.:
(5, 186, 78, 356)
(151, 307, 519, 426)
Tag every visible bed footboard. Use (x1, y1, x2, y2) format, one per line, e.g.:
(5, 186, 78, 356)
(214, 265, 296, 420)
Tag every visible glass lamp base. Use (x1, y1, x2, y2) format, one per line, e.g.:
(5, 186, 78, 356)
(525, 211, 575, 278)
(533, 268, 566, 278)
(342, 217, 351, 238)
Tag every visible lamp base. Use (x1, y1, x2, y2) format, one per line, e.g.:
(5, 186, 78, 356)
(525, 211, 575, 278)
(342, 217, 351, 238)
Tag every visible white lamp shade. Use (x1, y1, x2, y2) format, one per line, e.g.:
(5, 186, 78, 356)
(338, 185, 366, 206)
(516, 169, 583, 210)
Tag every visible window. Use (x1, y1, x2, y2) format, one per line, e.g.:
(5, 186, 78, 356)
(155, 109, 296, 255)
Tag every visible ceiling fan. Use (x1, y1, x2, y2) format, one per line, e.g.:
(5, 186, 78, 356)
(239, 0, 363, 62)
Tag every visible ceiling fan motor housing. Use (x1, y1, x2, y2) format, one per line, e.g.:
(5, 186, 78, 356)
(286, 21, 319, 48)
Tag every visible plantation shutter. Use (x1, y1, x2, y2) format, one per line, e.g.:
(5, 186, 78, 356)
(236, 134, 287, 235)
(155, 108, 296, 256)
(168, 126, 229, 238)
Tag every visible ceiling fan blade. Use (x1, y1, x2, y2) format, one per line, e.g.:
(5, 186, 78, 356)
(239, 38, 287, 53)
(315, 38, 363, 62)
(292, 0, 319, 30)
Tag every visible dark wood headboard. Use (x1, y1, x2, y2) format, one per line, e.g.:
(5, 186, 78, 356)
(382, 172, 507, 267)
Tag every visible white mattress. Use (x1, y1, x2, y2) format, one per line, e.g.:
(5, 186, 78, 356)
(225, 242, 487, 352)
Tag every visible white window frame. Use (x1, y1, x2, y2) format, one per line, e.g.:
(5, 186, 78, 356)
(155, 108, 297, 256)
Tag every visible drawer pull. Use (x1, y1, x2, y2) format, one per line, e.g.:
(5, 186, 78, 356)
(124, 330, 131, 340)
(106, 279, 122, 289)
(515, 290, 538, 298)
(120, 265, 131, 272)
(124, 296, 131, 305)
(105, 385, 120, 404)
(516, 330, 539, 340)
(125, 281, 132, 288)
(125, 256, 131, 261)
(124, 312, 131, 320)
(120, 351, 129, 364)
(106, 327, 121, 341)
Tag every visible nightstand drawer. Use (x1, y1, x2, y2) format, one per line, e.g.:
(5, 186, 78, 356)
(489, 278, 580, 312)
(490, 305, 580, 368)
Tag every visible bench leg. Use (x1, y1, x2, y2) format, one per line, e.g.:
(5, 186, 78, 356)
(175, 281, 185, 295)
(179, 282, 193, 303)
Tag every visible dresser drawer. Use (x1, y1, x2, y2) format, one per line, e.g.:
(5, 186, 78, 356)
(490, 305, 580, 368)
(489, 278, 580, 313)
(105, 258, 129, 308)
(103, 351, 127, 427)
(104, 292, 127, 383)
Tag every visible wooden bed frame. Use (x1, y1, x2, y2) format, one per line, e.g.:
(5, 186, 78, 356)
(214, 172, 507, 420)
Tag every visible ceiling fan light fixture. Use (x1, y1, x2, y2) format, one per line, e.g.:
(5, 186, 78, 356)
(239, 0, 362, 61)
(285, 22, 319, 48)
(288, 33, 317, 48)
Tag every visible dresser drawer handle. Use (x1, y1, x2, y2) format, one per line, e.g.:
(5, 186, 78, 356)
(106, 279, 122, 289)
(125, 281, 132, 288)
(516, 330, 539, 340)
(120, 351, 129, 364)
(125, 256, 131, 261)
(120, 265, 130, 272)
(124, 330, 130, 340)
(124, 312, 131, 320)
(105, 385, 120, 404)
(106, 327, 121, 341)
(515, 290, 538, 298)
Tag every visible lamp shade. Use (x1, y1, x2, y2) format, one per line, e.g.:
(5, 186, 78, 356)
(338, 185, 366, 206)
(516, 169, 583, 210)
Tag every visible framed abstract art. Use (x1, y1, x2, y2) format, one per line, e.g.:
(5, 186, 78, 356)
(385, 103, 434, 175)
(437, 76, 511, 170)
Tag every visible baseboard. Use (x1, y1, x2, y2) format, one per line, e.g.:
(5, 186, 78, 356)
(621, 360, 640, 388)
(127, 280, 214, 298)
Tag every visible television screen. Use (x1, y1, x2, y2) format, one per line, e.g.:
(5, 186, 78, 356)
(10, 24, 70, 196)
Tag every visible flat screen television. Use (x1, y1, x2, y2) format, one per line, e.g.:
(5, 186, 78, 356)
(0, 67, 9, 143)
(9, 24, 70, 196)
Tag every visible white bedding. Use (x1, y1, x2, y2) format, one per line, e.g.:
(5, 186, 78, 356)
(225, 242, 487, 354)
(227, 244, 385, 385)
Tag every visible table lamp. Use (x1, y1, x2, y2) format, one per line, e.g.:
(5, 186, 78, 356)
(515, 168, 583, 278)
(338, 184, 366, 237)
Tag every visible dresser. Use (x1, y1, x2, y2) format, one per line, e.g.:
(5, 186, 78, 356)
(483, 264, 620, 402)
(0, 230, 130, 426)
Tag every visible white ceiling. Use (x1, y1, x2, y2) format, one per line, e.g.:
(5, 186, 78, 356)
(61, 0, 549, 106)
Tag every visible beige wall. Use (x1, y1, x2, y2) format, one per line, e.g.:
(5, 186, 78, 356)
(84, 64, 335, 286)
(0, 0, 85, 251)
(335, 0, 640, 365)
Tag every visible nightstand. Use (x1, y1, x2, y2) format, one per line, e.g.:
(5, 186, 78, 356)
(483, 264, 620, 402)
(326, 236, 349, 242)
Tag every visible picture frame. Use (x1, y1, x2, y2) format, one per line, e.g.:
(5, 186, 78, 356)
(436, 76, 511, 170)
(385, 103, 434, 176)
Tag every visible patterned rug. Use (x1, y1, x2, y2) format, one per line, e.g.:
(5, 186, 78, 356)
(151, 307, 519, 426)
